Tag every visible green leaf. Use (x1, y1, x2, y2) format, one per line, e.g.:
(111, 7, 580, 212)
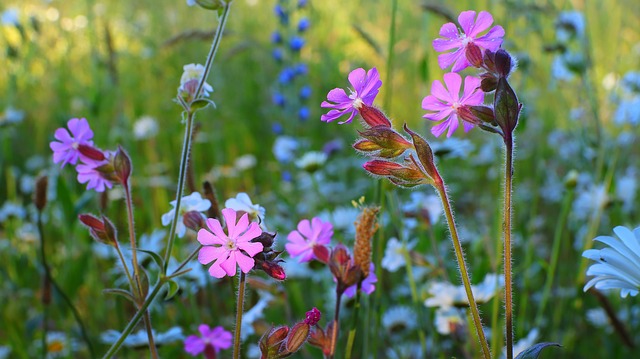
(164, 280, 180, 301)
(103, 288, 136, 303)
(514, 342, 561, 359)
(190, 98, 216, 111)
(137, 248, 165, 270)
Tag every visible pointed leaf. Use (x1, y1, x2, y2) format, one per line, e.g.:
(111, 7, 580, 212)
(191, 98, 216, 111)
(137, 248, 165, 270)
(103, 288, 136, 303)
(164, 279, 180, 301)
(514, 342, 561, 359)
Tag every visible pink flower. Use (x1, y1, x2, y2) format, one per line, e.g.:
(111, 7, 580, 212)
(321, 67, 382, 124)
(285, 217, 333, 263)
(433, 10, 504, 72)
(422, 72, 484, 137)
(184, 324, 232, 357)
(76, 157, 113, 192)
(49, 118, 94, 168)
(197, 208, 263, 278)
(344, 263, 377, 298)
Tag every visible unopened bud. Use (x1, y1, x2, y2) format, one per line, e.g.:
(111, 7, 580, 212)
(312, 245, 330, 263)
(494, 77, 520, 135)
(260, 260, 287, 281)
(355, 126, 412, 158)
(465, 43, 484, 68)
(483, 50, 497, 72)
(252, 231, 277, 248)
(403, 124, 438, 180)
(358, 104, 392, 128)
(114, 146, 132, 185)
(78, 144, 106, 161)
(34, 175, 48, 211)
(564, 170, 579, 189)
(183, 211, 206, 232)
(469, 105, 496, 124)
(304, 307, 321, 326)
(480, 73, 498, 92)
(79, 214, 117, 245)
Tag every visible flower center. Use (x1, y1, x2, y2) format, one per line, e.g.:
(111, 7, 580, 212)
(48, 341, 65, 353)
(72, 142, 79, 150)
(225, 238, 237, 250)
(451, 102, 461, 112)
(460, 34, 473, 47)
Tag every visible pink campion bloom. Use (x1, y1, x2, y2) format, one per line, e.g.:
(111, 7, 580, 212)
(344, 263, 377, 298)
(321, 67, 382, 124)
(433, 10, 505, 72)
(76, 158, 113, 192)
(422, 72, 484, 137)
(197, 208, 264, 278)
(285, 217, 333, 263)
(49, 118, 94, 168)
(184, 324, 232, 357)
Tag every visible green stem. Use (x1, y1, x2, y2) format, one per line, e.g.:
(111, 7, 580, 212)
(502, 136, 514, 359)
(163, 0, 232, 273)
(434, 181, 491, 359)
(124, 184, 158, 359)
(233, 271, 246, 359)
(535, 187, 574, 326)
(114, 243, 135, 293)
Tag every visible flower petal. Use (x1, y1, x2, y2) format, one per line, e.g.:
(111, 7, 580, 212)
(457, 10, 477, 35)
(221, 208, 238, 238)
(474, 25, 505, 51)
(443, 73, 462, 102)
(468, 11, 494, 38)
(348, 68, 367, 94)
(198, 246, 227, 265)
(235, 251, 256, 273)
(437, 49, 464, 70)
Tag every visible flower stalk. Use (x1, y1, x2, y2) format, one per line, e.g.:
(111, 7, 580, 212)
(502, 134, 514, 359)
(233, 271, 247, 359)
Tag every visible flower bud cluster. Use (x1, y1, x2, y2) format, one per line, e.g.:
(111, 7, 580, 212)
(259, 307, 321, 358)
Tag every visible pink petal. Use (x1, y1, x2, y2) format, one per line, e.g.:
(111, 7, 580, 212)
(287, 230, 306, 245)
(446, 114, 460, 137)
(325, 88, 351, 104)
(461, 76, 482, 103)
(219, 252, 239, 276)
(54, 128, 72, 143)
(457, 10, 477, 36)
(467, 11, 494, 38)
(285, 242, 310, 258)
(184, 335, 205, 355)
(197, 228, 225, 245)
(433, 37, 462, 52)
(321, 98, 351, 110)
(235, 251, 256, 273)
(208, 261, 227, 278)
(443, 73, 462, 102)
(474, 26, 505, 51)
(348, 68, 367, 93)
(206, 218, 227, 240)
(321, 109, 348, 123)
(233, 213, 250, 238)
(424, 108, 454, 121)
(359, 68, 382, 101)
(463, 121, 475, 132)
(338, 110, 357, 124)
(437, 49, 464, 70)
(438, 22, 460, 40)
(221, 208, 238, 237)
(297, 219, 312, 238)
(430, 80, 453, 103)
(198, 324, 212, 337)
(422, 95, 450, 111)
(235, 222, 262, 244)
(237, 241, 263, 257)
(450, 55, 471, 73)
(463, 90, 484, 107)
(198, 246, 227, 265)
(431, 121, 450, 137)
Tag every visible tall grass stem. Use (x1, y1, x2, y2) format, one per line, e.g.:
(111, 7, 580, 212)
(502, 136, 514, 359)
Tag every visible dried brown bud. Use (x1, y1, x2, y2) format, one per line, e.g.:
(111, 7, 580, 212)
(353, 207, 379, 277)
(34, 175, 48, 211)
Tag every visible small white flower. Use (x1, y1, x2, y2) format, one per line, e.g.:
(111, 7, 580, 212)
(295, 151, 327, 173)
(161, 192, 211, 238)
(382, 306, 417, 332)
(621, 71, 640, 94)
(234, 154, 257, 171)
(614, 96, 640, 125)
(583, 226, 640, 297)
(585, 308, 610, 330)
(100, 327, 183, 347)
(434, 307, 465, 335)
(179, 63, 213, 97)
(225, 192, 266, 225)
(273, 136, 299, 163)
(573, 183, 609, 221)
(425, 273, 503, 309)
(40, 332, 79, 359)
(381, 237, 415, 272)
(0, 201, 27, 221)
(186, 0, 196, 6)
(133, 116, 159, 140)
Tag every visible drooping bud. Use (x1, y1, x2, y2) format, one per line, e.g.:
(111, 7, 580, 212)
(34, 175, 48, 211)
(354, 126, 412, 158)
(403, 124, 438, 180)
(495, 49, 513, 78)
(259, 260, 287, 281)
(304, 307, 322, 326)
(363, 159, 429, 188)
(252, 231, 277, 248)
(480, 73, 498, 92)
(259, 325, 290, 357)
(465, 43, 484, 68)
(79, 214, 117, 246)
(285, 322, 310, 354)
(353, 207, 379, 277)
(183, 211, 206, 232)
(78, 144, 106, 162)
(457, 106, 482, 126)
(114, 146, 132, 185)
(312, 245, 330, 264)
(358, 104, 392, 128)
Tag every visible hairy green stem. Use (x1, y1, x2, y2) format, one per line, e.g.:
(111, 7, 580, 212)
(434, 181, 491, 359)
(328, 290, 343, 359)
(502, 136, 514, 359)
(163, 1, 232, 273)
(233, 272, 246, 359)
(124, 184, 158, 358)
(114, 243, 135, 293)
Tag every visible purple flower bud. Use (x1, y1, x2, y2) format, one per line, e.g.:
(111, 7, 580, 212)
(304, 307, 321, 326)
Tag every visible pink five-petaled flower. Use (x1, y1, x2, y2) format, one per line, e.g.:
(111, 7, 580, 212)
(321, 67, 382, 124)
(76, 157, 113, 192)
(49, 118, 94, 168)
(422, 72, 484, 137)
(184, 324, 232, 357)
(433, 10, 505, 72)
(197, 208, 264, 278)
(285, 217, 333, 263)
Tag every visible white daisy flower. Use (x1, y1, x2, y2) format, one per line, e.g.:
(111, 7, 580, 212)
(381, 237, 415, 272)
(434, 307, 465, 335)
(133, 116, 159, 140)
(224, 192, 266, 225)
(295, 151, 327, 173)
(161, 192, 211, 238)
(425, 273, 503, 309)
(583, 226, 640, 297)
(382, 306, 417, 333)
